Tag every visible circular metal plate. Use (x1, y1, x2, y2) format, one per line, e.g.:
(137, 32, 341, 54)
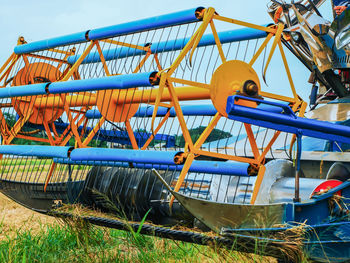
(97, 89, 139, 123)
(12, 62, 64, 124)
(210, 60, 260, 116)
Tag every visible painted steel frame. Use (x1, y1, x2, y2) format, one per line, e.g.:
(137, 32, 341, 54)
(0, 7, 305, 202)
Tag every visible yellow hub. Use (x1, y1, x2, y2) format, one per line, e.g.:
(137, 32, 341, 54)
(210, 60, 261, 116)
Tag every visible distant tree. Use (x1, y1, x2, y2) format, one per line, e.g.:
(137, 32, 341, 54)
(175, 126, 231, 147)
(3, 113, 109, 147)
(3, 113, 48, 145)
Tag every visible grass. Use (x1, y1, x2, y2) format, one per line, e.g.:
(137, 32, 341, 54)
(0, 218, 278, 263)
(0, 196, 313, 263)
(0, 192, 310, 263)
(0, 158, 52, 166)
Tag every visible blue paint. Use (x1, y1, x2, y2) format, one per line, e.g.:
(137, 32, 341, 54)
(71, 148, 178, 164)
(55, 156, 249, 176)
(328, 95, 350, 104)
(0, 83, 47, 98)
(226, 96, 350, 144)
(85, 105, 210, 119)
(85, 102, 284, 120)
(85, 104, 217, 119)
(68, 27, 267, 64)
(135, 104, 218, 117)
(0, 72, 154, 99)
(48, 71, 155, 94)
(84, 109, 103, 119)
(14, 31, 88, 55)
(0, 145, 71, 158)
(14, 8, 201, 55)
(88, 7, 202, 40)
(69, 148, 249, 176)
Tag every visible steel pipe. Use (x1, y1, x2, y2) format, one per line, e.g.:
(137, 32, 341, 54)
(56, 156, 250, 176)
(48, 72, 156, 94)
(226, 95, 350, 144)
(0, 145, 72, 158)
(14, 7, 203, 55)
(68, 27, 268, 64)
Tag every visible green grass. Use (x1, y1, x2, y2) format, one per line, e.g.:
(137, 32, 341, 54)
(0, 219, 273, 263)
(0, 158, 52, 166)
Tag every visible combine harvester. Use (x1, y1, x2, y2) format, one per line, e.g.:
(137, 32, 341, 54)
(1, 0, 350, 261)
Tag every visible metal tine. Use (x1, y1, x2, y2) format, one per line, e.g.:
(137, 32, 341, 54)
(0, 10, 304, 217)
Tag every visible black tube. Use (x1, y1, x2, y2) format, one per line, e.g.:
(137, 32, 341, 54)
(46, 211, 301, 262)
(322, 69, 349, 98)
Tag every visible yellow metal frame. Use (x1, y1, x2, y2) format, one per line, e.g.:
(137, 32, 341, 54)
(149, 8, 303, 206)
(0, 7, 304, 203)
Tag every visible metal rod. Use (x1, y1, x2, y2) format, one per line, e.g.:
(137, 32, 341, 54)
(294, 134, 302, 202)
(14, 7, 203, 55)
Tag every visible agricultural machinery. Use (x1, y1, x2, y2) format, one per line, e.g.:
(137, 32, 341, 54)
(1, 0, 350, 261)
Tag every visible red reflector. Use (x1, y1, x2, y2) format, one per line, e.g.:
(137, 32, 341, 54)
(311, 180, 343, 197)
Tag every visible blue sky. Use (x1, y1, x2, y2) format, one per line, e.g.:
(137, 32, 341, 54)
(0, 0, 334, 103)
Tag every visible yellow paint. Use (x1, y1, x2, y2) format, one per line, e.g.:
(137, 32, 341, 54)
(194, 113, 221, 149)
(210, 60, 260, 116)
(213, 15, 277, 33)
(263, 23, 285, 80)
(250, 165, 266, 204)
(170, 153, 195, 208)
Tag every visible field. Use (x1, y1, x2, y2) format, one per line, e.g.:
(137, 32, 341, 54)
(0, 193, 283, 263)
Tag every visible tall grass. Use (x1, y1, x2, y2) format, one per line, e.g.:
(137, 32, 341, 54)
(0, 218, 277, 263)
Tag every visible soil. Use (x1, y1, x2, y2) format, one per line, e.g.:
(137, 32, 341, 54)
(0, 193, 55, 239)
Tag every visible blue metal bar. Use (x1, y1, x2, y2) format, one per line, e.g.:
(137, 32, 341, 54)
(85, 110, 102, 119)
(226, 95, 350, 144)
(134, 102, 286, 116)
(14, 32, 87, 55)
(68, 27, 267, 64)
(137, 104, 217, 117)
(0, 83, 47, 98)
(27, 122, 175, 148)
(88, 7, 202, 40)
(48, 71, 155, 94)
(0, 72, 155, 98)
(233, 95, 296, 117)
(86, 105, 217, 119)
(0, 145, 72, 158)
(14, 7, 202, 55)
(55, 157, 249, 176)
(85, 102, 285, 120)
(70, 148, 179, 165)
(69, 148, 249, 176)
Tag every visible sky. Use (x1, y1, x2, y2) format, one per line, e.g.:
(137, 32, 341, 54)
(0, 0, 334, 103)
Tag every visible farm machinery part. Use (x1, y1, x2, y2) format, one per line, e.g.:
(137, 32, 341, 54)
(0, 2, 350, 262)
